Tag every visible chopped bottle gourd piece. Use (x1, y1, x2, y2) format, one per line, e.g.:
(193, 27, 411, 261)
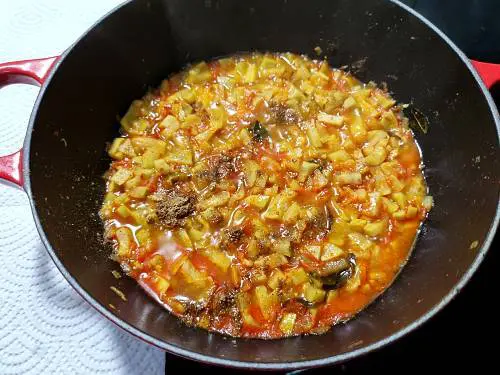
(363, 220, 387, 237)
(202, 249, 231, 272)
(287, 268, 309, 285)
(305, 245, 321, 259)
(321, 243, 345, 261)
(254, 285, 279, 320)
(244, 195, 270, 209)
(115, 227, 132, 257)
(111, 168, 132, 185)
(279, 313, 297, 335)
(318, 112, 344, 126)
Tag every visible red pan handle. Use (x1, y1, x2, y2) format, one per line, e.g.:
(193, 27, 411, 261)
(0, 56, 59, 187)
(471, 60, 500, 89)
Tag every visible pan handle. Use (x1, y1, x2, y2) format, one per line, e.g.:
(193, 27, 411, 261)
(0, 56, 59, 188)
(471, 60, 500, 89)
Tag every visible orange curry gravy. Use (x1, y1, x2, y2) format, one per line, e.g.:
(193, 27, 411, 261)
(100, 53, 432, 338)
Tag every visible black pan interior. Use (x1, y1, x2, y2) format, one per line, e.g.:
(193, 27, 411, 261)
(26, 0, 499, 368)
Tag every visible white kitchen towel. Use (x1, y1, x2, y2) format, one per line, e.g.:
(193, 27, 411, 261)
(0, 0, 166, 373)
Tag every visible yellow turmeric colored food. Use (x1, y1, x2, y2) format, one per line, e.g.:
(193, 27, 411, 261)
(100, 53, 432, 338)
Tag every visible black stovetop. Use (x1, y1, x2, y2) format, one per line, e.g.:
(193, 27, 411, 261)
(165, 2, 500, 373)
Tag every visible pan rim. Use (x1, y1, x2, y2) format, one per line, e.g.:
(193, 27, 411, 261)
(21, 0, 500, 370)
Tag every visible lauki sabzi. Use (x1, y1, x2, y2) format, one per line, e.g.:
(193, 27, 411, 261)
(100, 53, 432, 338)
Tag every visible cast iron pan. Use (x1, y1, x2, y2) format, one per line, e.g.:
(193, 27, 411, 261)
(0, 0, 499, 370)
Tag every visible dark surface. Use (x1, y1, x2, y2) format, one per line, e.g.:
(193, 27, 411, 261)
(23, 0, 499, 370)
(405, 0, 500, 63)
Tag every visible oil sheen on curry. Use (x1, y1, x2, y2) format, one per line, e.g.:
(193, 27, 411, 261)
(100, 53, 433, 339)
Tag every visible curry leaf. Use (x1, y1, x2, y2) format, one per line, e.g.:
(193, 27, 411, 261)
(249, 121, 269, 142)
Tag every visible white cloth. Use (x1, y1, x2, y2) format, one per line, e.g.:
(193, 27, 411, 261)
(0, 1, 165, 373)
